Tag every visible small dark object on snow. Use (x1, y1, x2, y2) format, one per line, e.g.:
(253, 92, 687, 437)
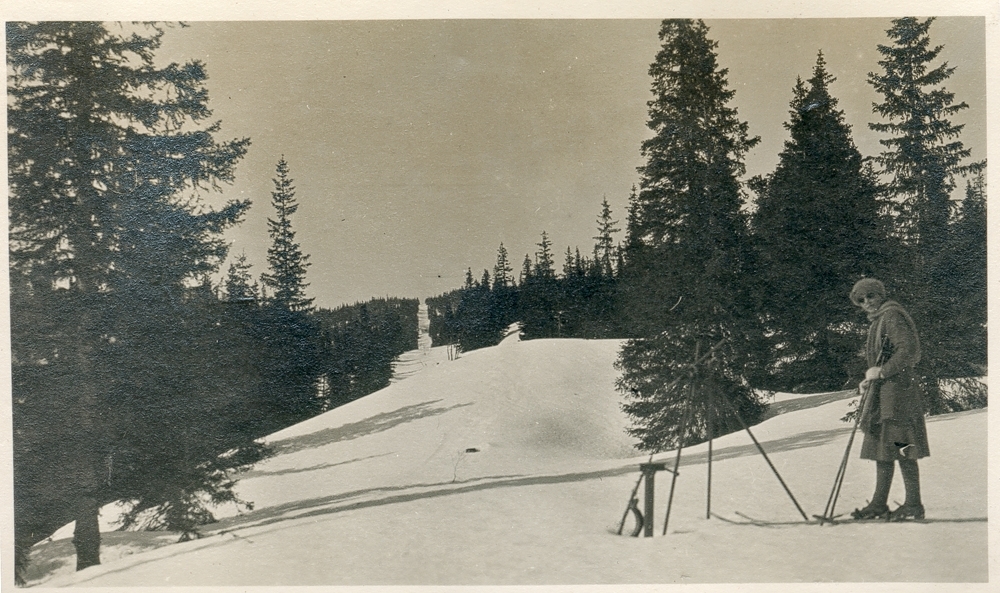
(464, 447, 480, 453)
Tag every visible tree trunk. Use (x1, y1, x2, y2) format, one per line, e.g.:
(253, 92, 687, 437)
(73, 319, 103, 572)
(72, 495, 101, 571)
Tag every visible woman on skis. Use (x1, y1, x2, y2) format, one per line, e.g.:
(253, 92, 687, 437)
(849, 277, 929, 521)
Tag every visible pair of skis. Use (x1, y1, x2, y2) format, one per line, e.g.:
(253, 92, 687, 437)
(719, 511, 929, 527)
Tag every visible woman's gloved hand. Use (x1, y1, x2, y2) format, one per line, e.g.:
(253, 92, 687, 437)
(859, 366, 883, 393)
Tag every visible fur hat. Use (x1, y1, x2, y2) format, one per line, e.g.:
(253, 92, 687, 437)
(850, 278, 886, 306)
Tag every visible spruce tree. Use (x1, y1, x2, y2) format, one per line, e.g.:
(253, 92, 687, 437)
(868, 16, 984, 400)
(619, 20, 759, 337)
(8, 21, 251, 577)
(533, 231, 556, 279)
(616, 19, 766, 452)
(937, 172, 987, 388)
(261, 157, 314, 312)
(751, 52, 886, 390)
(452, 269, 497, 351)
(520, 254, 533, 285)
(520, 232, 559, 338)
(493, 243, 513, 289)
(225, 252, 259, 302)
(869, 17, 981, 270)
(574, 248, 586, 278)
(490, 243, 518, 337)
(593, 197, 620, 278)
(563, 246, 576, 277)
(623, 184, 643, 257)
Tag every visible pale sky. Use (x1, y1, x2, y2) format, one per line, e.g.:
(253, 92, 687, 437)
(23, 17, 996, 308)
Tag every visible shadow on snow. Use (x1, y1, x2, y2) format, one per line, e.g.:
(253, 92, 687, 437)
(269, 399, 475, 455)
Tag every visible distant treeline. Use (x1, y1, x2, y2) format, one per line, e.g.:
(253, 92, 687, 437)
(427, 238, 623, 351)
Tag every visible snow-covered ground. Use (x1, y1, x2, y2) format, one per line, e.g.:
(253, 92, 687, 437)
(24, 330, 988, 587)
(388, 302, 440, 382)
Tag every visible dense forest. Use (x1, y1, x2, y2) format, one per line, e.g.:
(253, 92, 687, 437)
(7, 22, 418, 583)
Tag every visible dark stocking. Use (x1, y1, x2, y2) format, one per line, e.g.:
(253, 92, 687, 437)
(898, 459, 921, 506)
(872, 460, 894, 507)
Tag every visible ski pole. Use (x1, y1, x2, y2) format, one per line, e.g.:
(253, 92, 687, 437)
(664, 341, 703, 535)
(706, 391, 714, 520)
(663, 392, 695, 535)
(828, 339, 889, 521)
(719, 392, 811, 521)
(818, 382, 873, 524)
(818, 337, 889, 524)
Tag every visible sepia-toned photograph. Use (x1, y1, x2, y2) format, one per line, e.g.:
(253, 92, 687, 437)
(4, 1, 994, 589)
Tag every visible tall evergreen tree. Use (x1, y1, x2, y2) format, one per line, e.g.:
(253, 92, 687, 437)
(616, 20, 766, 452)
(533, 231, 556, 279)
(519, 254, 533, 285)
(562, 246, 576, 277)
(574, 248, 586, 278)
(593, 197, 620, 278)
(751, 52, 886, 390)
(520, 231, 559, 338)
(493, 242, 513, 289)
(623, 184, 643, 257)
(614, 244, 626, 280)
(869, 17, 981, 269)
(938, 172, 987, 386)
(868, 16, 984, 400)
(261, 157, 314, 312)
(489, 244, 518, 337)
(8, 22, 251, 577)
(619, 20, 760, 337)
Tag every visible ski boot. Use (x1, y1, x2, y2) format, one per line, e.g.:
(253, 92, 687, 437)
(888, 502, 925, 521)
(850, 502, 890, 521)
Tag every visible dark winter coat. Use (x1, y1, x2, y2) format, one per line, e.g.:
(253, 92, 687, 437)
(859, 300, 930, 461)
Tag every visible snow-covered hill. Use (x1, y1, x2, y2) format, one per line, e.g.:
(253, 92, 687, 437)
(26, 332, 988, 586)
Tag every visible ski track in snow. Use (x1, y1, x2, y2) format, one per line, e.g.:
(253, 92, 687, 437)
(27, 330, 989, 587)
(388, 302, 437, 383)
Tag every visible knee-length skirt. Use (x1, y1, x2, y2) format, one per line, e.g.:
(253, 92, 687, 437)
(860, 417, 930, 461)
